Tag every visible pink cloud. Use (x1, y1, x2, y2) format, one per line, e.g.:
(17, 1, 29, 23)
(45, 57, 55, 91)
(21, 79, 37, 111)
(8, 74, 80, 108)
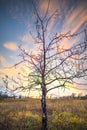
(40, 0, 49, 12)
(19, 33, 34, 44)
(60, 2, 87, 49)
(3, 42, 18, 51)
(62, 3, 87, 34)
(0, 55, 9, 67)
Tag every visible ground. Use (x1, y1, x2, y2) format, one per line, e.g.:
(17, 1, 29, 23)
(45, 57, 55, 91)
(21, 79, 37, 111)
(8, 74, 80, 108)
(0, 98, 87, 130)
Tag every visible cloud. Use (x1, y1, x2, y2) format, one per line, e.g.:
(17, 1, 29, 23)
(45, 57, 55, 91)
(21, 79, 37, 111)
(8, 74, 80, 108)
(39, 0, 73, 34)
(19, 33, 34, 44)
(8, 0, 31, 30)
(62, 1, 87, 33)
(0, 68, 20, 79)
(60, 34, 81, 49)
(0, 60, 28, 78)
(39, 0, 60, 32)
(39, 0, 87, 42)
(0, 55, 10, 68)
(40, 0, 49, 12)
(19, 33, 35, 52)
(59, 1, 87, 49)
(39, 0, 63, 15)
(3, 42, 18, 51)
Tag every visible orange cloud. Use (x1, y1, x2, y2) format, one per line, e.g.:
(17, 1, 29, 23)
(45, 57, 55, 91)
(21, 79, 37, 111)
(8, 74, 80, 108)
(63, 3, 87, 34)
(72, 12, 87, 33)
(0, 62, 26, 78)
(40, 0, 49, 12)
(60, 2, 87, 49)
(39, 0, 63, 15)
(3, 42, 18, 51)
(60, 34, 81, 49)
(0, 68, 17, 77)
(39, 0, 59, 32)
(0, 56, 10, 68)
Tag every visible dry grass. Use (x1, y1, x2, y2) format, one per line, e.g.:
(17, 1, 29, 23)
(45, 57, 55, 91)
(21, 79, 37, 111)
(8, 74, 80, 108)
(0, 98, 87, 130)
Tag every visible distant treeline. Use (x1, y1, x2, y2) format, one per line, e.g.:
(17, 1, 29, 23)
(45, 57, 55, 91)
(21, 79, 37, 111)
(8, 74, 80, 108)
(0, 91, 16, 100)
(0, 91, 9, 100)
(59, 95, 87, 100)
(0, 91, 87, 100)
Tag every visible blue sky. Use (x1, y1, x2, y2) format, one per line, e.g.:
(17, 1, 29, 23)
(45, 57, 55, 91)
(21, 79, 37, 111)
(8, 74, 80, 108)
(0, 0, 87, 97)
(0, 0, 27, 65)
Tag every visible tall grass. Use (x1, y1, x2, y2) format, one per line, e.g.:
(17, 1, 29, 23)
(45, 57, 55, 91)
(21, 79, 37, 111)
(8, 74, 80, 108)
(0, 98, 87, 130)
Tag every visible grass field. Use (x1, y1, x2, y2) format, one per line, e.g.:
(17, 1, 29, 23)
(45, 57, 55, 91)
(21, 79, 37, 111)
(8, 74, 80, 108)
(0, 98, 87, 130)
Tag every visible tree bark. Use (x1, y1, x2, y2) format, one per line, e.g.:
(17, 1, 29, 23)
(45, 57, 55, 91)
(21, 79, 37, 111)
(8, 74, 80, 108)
(41, 85, 48, 130)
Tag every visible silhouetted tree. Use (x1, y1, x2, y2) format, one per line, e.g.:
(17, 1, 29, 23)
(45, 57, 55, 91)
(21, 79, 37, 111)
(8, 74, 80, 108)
(2, 1, 87, 130)
(71, 93, 76, 99)
(0, 91, 9, 100)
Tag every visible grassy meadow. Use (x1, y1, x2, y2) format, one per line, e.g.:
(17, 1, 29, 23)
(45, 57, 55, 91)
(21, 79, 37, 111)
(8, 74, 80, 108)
(0, 98, 87, 130)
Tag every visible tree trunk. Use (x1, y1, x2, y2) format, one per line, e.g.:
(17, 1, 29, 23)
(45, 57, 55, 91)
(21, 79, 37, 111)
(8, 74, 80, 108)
(41, 85, 48, 130)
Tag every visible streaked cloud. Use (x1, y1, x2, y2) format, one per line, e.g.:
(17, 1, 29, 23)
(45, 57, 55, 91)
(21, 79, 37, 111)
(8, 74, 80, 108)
(0, 67, 20, 78)
(19, 33, 35, 52)
(0, 55, 9, 68)
(8, 0, 31, 29)
(0, 61, 27, 77)
(59, 1, 87, 49)
(39, 0, 60, 32)
(3, 42, 18, 51)
(19, 33, 34, 44)
(0, 0, 87, 96)
(39, 0, 87, 35)
(62, 1, 87, 33)
(40, 0, 50, 12)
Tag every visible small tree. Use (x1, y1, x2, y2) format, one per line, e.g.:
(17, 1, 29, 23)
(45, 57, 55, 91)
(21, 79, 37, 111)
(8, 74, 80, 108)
(2, 1, 87, 130)
(71, 93, 76, 99)
(78, 93, 83, 99)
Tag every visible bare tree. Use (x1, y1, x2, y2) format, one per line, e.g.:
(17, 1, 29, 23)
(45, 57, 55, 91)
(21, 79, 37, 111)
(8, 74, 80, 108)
(2, 1, 87, 130)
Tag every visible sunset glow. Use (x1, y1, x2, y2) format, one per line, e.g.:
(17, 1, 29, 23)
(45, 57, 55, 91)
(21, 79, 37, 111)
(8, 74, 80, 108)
(0, 0, 87, 97)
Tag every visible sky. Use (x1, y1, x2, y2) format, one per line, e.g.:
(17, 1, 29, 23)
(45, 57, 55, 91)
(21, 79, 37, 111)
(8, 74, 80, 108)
(0, 0, 87, 97)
